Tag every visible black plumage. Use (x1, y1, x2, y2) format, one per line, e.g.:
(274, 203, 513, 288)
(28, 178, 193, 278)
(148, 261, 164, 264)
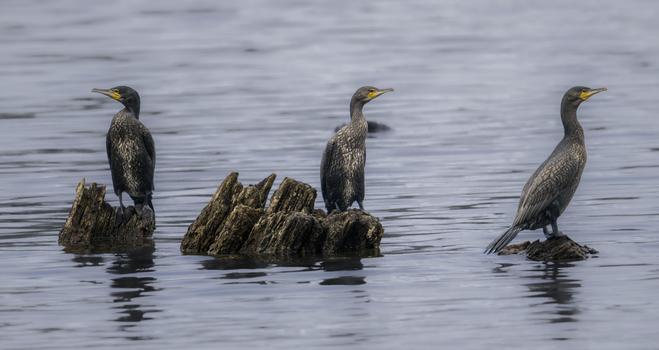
(321, 86, 393, 213)
(485, 86, 606, 254)
(92, 86, 155, 223)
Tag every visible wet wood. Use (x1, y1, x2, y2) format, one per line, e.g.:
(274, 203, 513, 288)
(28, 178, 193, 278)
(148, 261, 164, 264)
(59, 179, 154, 253)
(499, 235, 598, 261)
(181, 172, 275, 254)
(322, 209, 384, 256)
(182, 172, 384, 258)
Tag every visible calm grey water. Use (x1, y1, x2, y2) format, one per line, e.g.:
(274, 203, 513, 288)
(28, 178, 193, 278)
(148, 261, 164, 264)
(1, 1, 659, 349)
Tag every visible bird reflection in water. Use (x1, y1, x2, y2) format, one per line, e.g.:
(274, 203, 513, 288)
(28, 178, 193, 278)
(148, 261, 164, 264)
(105, 247, 161, 326)
(199, 255, 366, 286)
(491, 261, 582, 336)
(320, 257, 366, 286)
(71, 255, 104, 268)
(525, 263, 582, 326)
(199, 256, 269, 271)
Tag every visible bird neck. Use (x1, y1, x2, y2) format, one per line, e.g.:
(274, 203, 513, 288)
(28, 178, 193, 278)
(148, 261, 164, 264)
(123, 97, 140, 119)
(560, 98, 584, 140)
(349, 99, 366, 124)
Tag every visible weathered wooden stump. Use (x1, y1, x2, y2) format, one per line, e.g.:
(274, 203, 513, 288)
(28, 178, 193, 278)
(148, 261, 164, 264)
(322, 210, 384, 256)
(59, 179, 155, 253)
(499, 235, 598, 261)
(181, 172, 384, 259)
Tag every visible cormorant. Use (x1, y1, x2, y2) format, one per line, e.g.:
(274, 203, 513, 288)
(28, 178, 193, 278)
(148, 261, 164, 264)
(92, 86, 155, 224)
(320, 86, 393, 213)
(485, 86, 606, 254)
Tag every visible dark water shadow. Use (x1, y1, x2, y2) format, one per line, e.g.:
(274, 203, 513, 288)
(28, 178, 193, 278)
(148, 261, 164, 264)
(69, 247, 161, 332)
(198, 255, 367, 286)
(199, 255, 270, 270)
(491, 261, 582, 333)
(106, 247, 156, 275)
(524, 263, 582, 327)
(321, 257, 364, 271)
(199, 254, 369, 271)
(320, 276, 366, 286)
(71, 255, 104, 268)
(0, 112, 35, 119)
(105, 247, 162, 331)
(320, 257, 366, 286)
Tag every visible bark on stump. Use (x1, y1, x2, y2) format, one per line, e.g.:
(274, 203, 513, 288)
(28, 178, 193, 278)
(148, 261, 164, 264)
(499, 235, 598, 261)
(181, 172, 275, 255)
(323, 210, 384, 256)
(59, 179, 155, 253)
(181, 172, 384, 259)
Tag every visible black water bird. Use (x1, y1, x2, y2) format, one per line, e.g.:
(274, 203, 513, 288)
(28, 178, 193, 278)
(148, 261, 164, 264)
(92, 86, 155, 223)
(320, 86, 393, 213)
(485, 86, 606, 254)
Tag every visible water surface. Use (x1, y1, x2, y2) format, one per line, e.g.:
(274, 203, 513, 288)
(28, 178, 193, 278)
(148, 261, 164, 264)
(2, 1, 659, 349)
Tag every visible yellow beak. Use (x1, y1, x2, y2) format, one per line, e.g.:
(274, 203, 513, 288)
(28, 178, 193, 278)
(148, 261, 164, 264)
(367, 88, 394, 100)
(92, 88, 122, 101)
(579, 87, 607, 101)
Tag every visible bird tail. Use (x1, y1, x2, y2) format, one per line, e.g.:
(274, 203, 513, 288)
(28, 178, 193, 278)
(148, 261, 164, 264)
(484, 226, 523, 254)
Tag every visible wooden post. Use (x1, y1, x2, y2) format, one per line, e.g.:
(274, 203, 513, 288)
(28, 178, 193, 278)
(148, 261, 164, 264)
(59, 179, 155, 252)
(499, 236, 598, 261)
(181, 172, 384, 259)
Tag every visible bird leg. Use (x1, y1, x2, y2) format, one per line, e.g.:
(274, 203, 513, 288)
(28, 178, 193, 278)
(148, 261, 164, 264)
(134, 202, 144, 217)
(357, 200, 364, 211)
(549, 220, 565, 239)
(129, 196, 148, 220)
(115, 193, 126, 226)
(542, 226, 551, 239)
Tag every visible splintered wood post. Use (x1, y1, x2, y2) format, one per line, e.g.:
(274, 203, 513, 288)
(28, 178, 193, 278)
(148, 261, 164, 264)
(181, 172, 275, 255)
(59, 179, 154, 252)
(499, 235, 598, 261)
(266, 177, 316, 214)
(181, 172, 385, 259)
(241, 178, 324, 256)
(322, 210, 384, 256)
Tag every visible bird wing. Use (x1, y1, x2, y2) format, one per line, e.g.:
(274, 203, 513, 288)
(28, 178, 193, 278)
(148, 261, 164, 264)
(105, 130, 121, 193)
(321, 134, 342, 208)
(140, 125, 156, 166)
(138, 123, 156, 192)
(354, 147, 366, 202)
(513, 150, 581, 227)
(106, 131, 113, 167)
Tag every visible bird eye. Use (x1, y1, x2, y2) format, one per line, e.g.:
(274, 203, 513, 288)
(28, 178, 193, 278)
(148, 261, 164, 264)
(369, 89, 376, 93)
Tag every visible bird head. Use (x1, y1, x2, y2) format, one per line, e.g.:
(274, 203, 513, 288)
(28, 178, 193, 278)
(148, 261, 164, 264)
(92, 85, 141, 116)
(352, 86, 394, 104)
(563, 86, 607, 107)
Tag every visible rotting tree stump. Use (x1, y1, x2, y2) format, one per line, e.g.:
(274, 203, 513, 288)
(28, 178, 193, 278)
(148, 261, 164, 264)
(59, 179, 155, 253)
(499, 235, 598, 262)
(181, 172, 384, 259)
